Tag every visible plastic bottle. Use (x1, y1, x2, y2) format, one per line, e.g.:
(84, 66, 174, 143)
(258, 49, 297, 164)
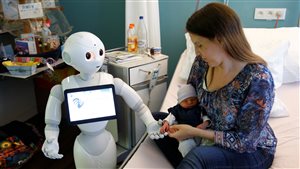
(136, 16, 148, 54)
(127, 23, 138, 53)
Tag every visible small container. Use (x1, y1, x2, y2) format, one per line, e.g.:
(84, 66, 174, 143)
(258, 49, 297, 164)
(2, 61, 38, 76)
(150, 47, 161, 55)
(5, 65, 37, 76)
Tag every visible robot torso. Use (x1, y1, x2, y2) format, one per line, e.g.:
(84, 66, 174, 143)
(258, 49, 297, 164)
(62, 72, 114, 133)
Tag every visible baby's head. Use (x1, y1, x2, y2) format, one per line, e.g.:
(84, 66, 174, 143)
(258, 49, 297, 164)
(177, 84, 198, 109)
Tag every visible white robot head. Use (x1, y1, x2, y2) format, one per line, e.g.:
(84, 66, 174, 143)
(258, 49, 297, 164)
(62, 32, 105, 74)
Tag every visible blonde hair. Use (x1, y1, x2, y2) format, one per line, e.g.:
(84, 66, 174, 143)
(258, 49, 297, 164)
(186, 3, 266, 65)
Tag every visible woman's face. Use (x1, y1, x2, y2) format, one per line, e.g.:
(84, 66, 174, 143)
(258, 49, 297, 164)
(189, 33, 225, 67)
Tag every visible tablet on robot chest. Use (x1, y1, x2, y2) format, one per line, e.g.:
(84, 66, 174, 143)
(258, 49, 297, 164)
(64, 84, 117, 125)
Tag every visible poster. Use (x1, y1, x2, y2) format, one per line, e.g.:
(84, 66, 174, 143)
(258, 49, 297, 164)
(18, 2, 44, 19)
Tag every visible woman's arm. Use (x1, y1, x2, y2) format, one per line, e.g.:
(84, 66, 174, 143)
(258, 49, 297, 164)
(215, 66, 275, 153)
(168, 124, 214, 141)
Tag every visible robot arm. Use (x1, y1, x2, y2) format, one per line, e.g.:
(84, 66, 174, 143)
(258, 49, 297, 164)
(114, 78, 164, 139)
(42, 84, 64, 159)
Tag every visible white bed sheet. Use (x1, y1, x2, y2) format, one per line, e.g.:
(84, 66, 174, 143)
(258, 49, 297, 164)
(123, 52, 300, 169)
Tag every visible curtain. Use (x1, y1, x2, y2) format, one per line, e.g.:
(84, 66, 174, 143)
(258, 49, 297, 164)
(125, 0, 161, 48)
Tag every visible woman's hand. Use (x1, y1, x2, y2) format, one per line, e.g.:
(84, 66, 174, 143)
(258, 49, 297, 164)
(168, 124, 198, 141)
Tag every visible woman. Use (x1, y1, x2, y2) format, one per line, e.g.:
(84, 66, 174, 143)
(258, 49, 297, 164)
(167, 2, 277, 169)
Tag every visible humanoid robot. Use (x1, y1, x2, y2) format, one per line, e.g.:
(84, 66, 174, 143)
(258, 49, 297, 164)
(41, 32, 163, 168)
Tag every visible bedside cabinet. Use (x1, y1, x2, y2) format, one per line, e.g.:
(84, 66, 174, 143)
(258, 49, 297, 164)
(107, 54, 168, 150)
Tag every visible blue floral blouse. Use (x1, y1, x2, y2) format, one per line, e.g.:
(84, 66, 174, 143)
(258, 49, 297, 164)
(187, 56, 277, 155)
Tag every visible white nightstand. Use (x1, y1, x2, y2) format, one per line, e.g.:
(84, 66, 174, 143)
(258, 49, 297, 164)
(107, 54, 168, 157)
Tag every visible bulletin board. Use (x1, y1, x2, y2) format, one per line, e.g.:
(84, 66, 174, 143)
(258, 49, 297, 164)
(0, 0, 72, 37)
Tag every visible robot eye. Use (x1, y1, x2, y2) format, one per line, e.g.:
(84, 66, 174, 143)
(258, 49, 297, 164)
(86, 52, 91, 60)
(99, 49, 104, 56)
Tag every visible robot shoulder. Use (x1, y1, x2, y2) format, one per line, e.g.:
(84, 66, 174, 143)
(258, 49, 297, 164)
(99, 72, 114, 84)
(61, 75, 79, 89)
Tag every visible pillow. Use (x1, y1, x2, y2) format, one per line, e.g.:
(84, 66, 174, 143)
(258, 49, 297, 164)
(279, 27, 299, 83)
(244, 28, 292, 118)
(248, 40, 290, 118)
(270, 93, 289, 118)
(247, 39, 290, 89)
(243, 27, 299, 84)
(179, 33, 196, 80)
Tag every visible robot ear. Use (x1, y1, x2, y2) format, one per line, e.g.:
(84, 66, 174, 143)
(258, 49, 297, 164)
(62, 51, 72, 64)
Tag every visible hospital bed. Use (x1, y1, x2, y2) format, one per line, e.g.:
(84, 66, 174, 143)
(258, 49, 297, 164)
(122, 27, 300, 169)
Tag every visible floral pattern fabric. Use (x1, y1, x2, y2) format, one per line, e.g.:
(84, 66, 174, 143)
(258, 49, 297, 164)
(187, 56, 277, 155)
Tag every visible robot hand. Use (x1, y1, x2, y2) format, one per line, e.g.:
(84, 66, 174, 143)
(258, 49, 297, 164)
(147, 120, 167, 139)
(42, 138, 64, 159)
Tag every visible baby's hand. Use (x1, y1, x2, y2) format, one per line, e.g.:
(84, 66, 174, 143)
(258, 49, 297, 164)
(197, 122, 209, 129)
(160, 122, 169, 133)
(159, 127, 164, 133)
(196, 124, 205, 129)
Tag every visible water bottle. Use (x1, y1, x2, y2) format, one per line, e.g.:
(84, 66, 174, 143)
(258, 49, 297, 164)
(136, 16, 148, 54)
(127, 23, 138, 53)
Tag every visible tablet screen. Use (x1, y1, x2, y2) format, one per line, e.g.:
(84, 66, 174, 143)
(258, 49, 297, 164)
(64, 84, 117, 125)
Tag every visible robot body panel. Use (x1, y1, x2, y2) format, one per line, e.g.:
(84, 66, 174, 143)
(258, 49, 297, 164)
(74, 130, 116, 168)
(45, 85, 63, 125)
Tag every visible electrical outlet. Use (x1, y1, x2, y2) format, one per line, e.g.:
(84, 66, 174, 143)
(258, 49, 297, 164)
(254, 8, 286, 20)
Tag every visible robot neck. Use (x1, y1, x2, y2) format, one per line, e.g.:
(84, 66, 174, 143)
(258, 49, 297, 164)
(79, 73, 93, 81)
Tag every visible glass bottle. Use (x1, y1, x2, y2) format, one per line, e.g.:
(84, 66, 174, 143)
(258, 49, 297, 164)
(127, 23, 138, 53)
